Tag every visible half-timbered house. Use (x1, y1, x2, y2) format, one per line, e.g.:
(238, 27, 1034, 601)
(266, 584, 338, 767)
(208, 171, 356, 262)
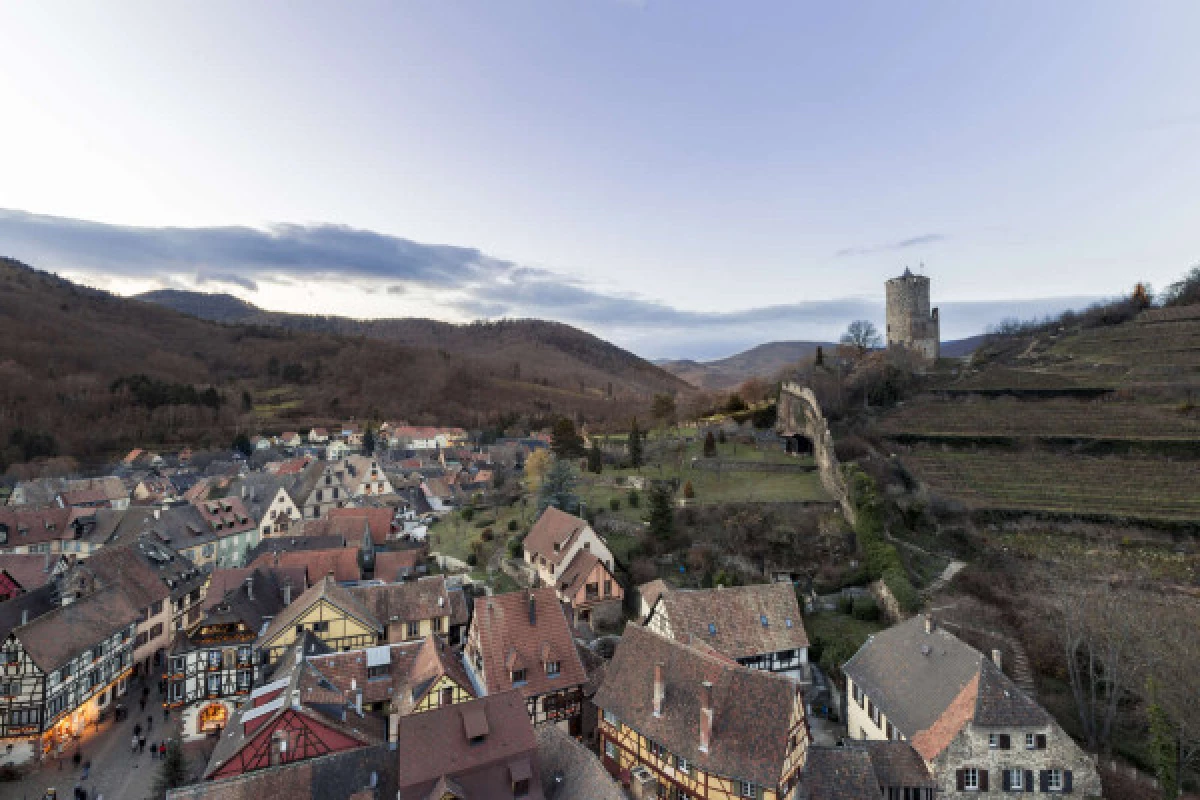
(594, 625, 811, 800)
(645, 582, 810, 679)
(0, 585, 58, 766)
(464, 588, 587, 731)
(256, 576, 383, 666)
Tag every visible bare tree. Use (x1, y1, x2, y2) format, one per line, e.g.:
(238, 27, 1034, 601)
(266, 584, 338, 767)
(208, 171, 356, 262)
(840, 320, 882, 357)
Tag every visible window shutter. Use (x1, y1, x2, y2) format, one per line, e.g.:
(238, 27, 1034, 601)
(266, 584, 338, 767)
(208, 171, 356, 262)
(980, 770, 989, 792)
(1036, 734, 1047, 750)
(1064, 770, 1073, 793)
(1040, 771, 1049, 793)
(999, 734, 1011, 750)
(1024, 770, 1034, 793)
(1002, 770, 1011, 791)
(956, 770, 965, 792)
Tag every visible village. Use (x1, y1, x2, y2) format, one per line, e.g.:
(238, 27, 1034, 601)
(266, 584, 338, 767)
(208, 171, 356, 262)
(0, 410, 1103, 800)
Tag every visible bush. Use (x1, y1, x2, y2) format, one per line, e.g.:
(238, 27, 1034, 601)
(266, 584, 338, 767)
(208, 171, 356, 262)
(462, 508, 476, 522)
(481, 528, 494, 541)
(844, 465, 919, 613)
(507, 519, 518, 532)
(507, 536, 523, 559)
(466, 553, 477, 566)
(851, 595, 880, 621)
(682, 480, 695, 499)
(837, 594, 853, 615)
(609, 496, 621, 512)
(627, 489, 640, 509)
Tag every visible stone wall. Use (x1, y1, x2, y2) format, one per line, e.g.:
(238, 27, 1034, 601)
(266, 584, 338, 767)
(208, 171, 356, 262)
(933, 720, 1103, 798)
(777, 383, 856, 526)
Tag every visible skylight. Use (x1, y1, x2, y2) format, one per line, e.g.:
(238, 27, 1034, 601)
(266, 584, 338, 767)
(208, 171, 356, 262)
(785, 618, 793, 628)
(760, 615, 768, 628)
(707, 623, 716, 635)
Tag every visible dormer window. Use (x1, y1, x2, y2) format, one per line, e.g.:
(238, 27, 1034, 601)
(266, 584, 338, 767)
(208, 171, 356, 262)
(510, 669, 526, 685)
(545, 661, 560, 677)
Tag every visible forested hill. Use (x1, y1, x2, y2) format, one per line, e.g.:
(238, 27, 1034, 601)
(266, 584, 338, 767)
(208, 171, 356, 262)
(0, 259, 688, 472)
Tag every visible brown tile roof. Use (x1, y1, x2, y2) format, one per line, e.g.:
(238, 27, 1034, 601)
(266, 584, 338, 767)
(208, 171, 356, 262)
(304, 516, 372, 543)
(0, 584, 58, 640)
(447, 584, 471, 628)
(0, 553, 57, 591)
(249, 547, 362, 584)
(372, 549, 425, 582)
(259, 576, 383, 647)
(74, 537, 194, 609)
(555, 549, 617, 601)
(653, 582, 809, 660)
(470, 588, 587, 700)
(523, 507, 588, 567)
(859, 741, 937, 790)
(912, 671, 979, 761)
(346, 575, 450, 627)
(394, 691, 543, 798)
(16, 586, 140, 671)
(192, 496, 257, 536)
(0, 506, 74, 546)
(792, 746, 882, 800)
(842, 615, 982, 737)
(328, 507, 394, 546)
(205, 566, 308, 610)
(638, 578, 669, 611)
(593, 625, 800, 789)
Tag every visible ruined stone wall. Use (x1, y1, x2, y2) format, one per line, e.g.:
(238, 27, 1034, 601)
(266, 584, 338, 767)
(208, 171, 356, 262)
(777, 383, 855, 526)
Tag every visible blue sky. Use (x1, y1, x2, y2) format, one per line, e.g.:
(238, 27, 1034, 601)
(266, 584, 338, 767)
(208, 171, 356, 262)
(0, 1, 1197, 359)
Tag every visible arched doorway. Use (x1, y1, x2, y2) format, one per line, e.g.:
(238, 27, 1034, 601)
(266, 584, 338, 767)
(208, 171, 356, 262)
(198, 702, 229, 734)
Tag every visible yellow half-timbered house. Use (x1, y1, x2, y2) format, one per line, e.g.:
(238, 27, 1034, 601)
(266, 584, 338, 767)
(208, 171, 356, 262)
(594, 626, 810, 800)
(256, 576, 383, 665)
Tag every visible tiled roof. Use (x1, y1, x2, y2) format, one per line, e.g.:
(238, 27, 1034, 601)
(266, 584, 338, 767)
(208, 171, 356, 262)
(653, 582, 809, 660)
(859, 741, 937, 790)
(192, 495, 257, 535)
(534, 724, 624, 800)
(204, 565, 308, 610)
(228, 474, 295, 521)
(74, 540, 171, 609)
(394, 691, 543, 798)
(0, 584, 58, 640)
(470, 588, 587, 700)
(973, 656, 1049, 728)
(593, 625, 799, 789)
(246, 535, 348, 562)
(190, 568, 302, 638)
(446, 584, 470, 628)
(637, 579, 669, 611)
(249, 547, 362, 583)
(259, 576, 383, 647)
(0, 553, 58, 591)
(792, 746, 881, 800)
(911, 671, 979, 761)
(842, 615, 982, 737)
(523, 507, 587, 566)
(328, 507, 394, 546)
(346, 575, 450, 626)
(555, 549, 614, 600)
(372, 549, 425, 582)
(16, 586, 140, 671)
(0, 507, 74, 546)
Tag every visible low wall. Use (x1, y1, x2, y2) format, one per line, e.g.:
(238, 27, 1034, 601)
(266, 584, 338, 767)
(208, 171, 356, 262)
(777, 383, 856, 526)
(689, 458, 818, 474)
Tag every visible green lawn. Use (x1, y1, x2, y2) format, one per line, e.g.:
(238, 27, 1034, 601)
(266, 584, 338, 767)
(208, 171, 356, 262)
(804, 609, 886, 678)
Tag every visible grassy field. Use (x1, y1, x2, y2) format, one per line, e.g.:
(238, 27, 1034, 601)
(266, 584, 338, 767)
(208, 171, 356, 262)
(901, 449, 1200, 522)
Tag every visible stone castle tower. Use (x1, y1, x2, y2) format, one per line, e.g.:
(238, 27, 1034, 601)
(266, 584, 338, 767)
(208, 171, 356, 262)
(885, 268, 940, 360)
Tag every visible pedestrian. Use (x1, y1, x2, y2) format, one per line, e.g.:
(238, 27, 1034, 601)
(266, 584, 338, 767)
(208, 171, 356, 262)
(131, 734, 138, 754)
(139, 697, 146, 712)
(163, 706, 169, 721)
(159, 742, 166, 759)
(133, 723, 141, 737)
(149, 740, 157, 760)
(147, 714, 153, 731)
(81, 760, 90, 780)
(139, 735, 146, 753)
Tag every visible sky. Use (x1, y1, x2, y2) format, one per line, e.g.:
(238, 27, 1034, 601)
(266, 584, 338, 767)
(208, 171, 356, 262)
(1, 1, 1198, 360)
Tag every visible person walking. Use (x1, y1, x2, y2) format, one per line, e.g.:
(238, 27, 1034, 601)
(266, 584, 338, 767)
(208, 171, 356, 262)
(147, 714, 153, 732)
(133, 723, 142, 738)
(159, 741, 166, 759)
(130, 734, 138, 755)
(138, 734, 146, 754)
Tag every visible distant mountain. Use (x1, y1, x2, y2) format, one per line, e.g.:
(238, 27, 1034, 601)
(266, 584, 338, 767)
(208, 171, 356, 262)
(661, 336, 988, 389)
(0, 261, 691, 470)
(137, 289, 691, 398)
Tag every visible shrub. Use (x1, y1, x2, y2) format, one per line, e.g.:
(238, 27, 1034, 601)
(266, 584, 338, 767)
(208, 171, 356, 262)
(461, 508, 475, 522)
(682, 480, 695, 499)
(481, 528, 494, 541)
(844, 465, 919, 613)
(627, 489, 640, 509)
(851, 595, 880, 621)
(466, 553, 477, 566)
(609, 496, 621, 512)
(507, 536, 523, 559)
(837, 594, 854, 615)
(507, 519, 518, 532)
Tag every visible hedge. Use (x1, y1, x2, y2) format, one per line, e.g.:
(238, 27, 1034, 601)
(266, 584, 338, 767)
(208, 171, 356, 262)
(843, 465, 919, 613)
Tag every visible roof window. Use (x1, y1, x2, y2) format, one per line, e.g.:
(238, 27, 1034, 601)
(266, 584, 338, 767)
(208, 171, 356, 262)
(708, 623, 716, 636)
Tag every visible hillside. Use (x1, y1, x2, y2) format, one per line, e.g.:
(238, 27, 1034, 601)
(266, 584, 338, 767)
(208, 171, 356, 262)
(0, 260, 690, 471)
(138, 289, 689, 398)
(662, 336, 986, 390)
(873, 304, 1200, 526)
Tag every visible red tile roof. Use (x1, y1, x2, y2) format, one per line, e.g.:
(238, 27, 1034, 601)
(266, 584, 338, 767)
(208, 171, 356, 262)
(327, 507, 393, 546)
(372, 549, 425, 582)
(522, 507, 588, 567)
(0, 554, 57, 591)
(469, 588, 587, 700)
(912, 672, 979, 761)
(0, 507, 75, 546)
(249, 547, 362, 584)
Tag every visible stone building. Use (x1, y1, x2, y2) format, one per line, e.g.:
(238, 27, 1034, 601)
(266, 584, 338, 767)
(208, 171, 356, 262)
(886, 268, 940, 360)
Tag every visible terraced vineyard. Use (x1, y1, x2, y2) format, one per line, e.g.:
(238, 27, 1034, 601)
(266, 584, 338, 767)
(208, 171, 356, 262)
(878, 397, 1200, 441)
(901, 449, 1200, 522)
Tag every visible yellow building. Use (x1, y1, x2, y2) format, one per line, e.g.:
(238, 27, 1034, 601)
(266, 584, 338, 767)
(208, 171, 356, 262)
(257, 576, 383, 665)
(594, 626, 810, 800)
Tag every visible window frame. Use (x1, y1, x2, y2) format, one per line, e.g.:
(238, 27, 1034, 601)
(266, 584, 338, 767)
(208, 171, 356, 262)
(963, 767, 979, 791)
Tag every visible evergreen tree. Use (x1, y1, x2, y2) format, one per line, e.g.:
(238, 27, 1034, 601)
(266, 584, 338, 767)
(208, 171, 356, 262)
(628, 418, 644, 469)
(232, 433, 253, 458)
(537, 458, 581, 514)
(154, 739, 188, 799)
(717, 429, 727, 445)
(1148, 679, 1179, 799)
(551, 417, 585, 459)
(815, 345, 825, 367)
(363, 422, 376, 455)
(587, 440, 604, 474)
(646, 484, 674, 542)
(703, 430, 717, 458)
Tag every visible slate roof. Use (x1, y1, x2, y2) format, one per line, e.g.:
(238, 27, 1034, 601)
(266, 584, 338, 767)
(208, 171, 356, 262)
(245, 534, 348, 563)
(259, 576, 383, 647)
(204, 565, 308, 611)
(523, 507, 588, 567)
(860, 741, 937, 790)
(652, 582, 809, 660)
(346, 575, 451, 627)
(792, 747, 881, 800)
(973, 656, 1049, 728)
(841, 615, 982, 737)
(593, 625, 799, 789)
(535, 723, 625, 800)
(193, 495, 257, 536)
(394, 691, 543, 799)
(15, 585, 140, 671)
(228, 474, 296, 522)
(469, 588, 587, 700)
(0, 584, 58, 640)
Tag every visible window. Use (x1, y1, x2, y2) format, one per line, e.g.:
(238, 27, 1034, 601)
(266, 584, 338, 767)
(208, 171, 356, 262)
(512, 778, 529, 797)
(852, 683, 864, 708)
(237, 670, 252, 688)
(738, 780, 756, 798)
(603, 709, 619, 727)
(604, 739, 616, 759)
(1006, 769, 1024, 791)
(151, 600, 165, 615)
(170, 682, 183, 701)
(989, 733, 999, 749)
(406, 621, 420, 638)
(546, 661, 560, 677)
(648, 740, 668, 760)
(510, 669, 526, 685)
(312, 621, 329, 633)
(0, 682, 14, 697)
(441, 687, 454, 706)
(1046, 770, 1063, 791)
(963, 768, 979, 791)
(604, 579, 613, 597)
(149, 623, 164, 639)
(430, 617, 443, 633)
(1027, 733, 1047, 750)
(207, 674, 220, 694)
(368, 665, 390, 680)
(676, 755, 691, 775)
(170, 656, 185, 674)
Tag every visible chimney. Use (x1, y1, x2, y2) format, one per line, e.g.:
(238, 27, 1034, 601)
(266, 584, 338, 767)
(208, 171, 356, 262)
(388, 712, 400, 743)
(21, 609, 29, 626)
(991, 648, 1003, 670)
(528, 592, 536, 626)
(924, 615, 934, 634)
(698, 681, 714, 753)
(154, 509, 161, 520)
(270, 731, 287, 766)
(245, 577, 254, 600)
(283, 582, 292, 606)
(652, 662, 665, 717)
(241, 485, 247, 499)
(354, 688, 363, 716)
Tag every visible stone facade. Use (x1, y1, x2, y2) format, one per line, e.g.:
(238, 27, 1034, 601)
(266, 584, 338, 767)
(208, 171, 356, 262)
(932, 721, 1102, 798)
(886, 269, 940, 360)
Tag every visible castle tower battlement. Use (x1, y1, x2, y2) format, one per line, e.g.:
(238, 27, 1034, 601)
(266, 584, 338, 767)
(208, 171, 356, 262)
(885, 267, 940, 360)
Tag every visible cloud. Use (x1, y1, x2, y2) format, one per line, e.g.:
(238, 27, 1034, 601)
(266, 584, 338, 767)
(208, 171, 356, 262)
(836, 233, 945, 258)
(0, 208, 1097, 360)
